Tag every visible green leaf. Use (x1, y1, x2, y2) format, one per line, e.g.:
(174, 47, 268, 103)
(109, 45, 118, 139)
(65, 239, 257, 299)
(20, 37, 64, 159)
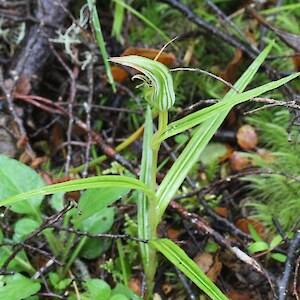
(49, 272, 72, 290)
(76, 207, 114, 259)
(87, 0, 116, 92)
(109, 56, 175, 111)
(73, 187, 129, 225)
(84, 279, 111, 300)
(156, 42, 276, 221)
(13, 218, 40, 242)
(79, 237, 111, 260)
(150, 239, 228, 300)
(0, 154, 44, 216)
(0, 274, 41, 300)
(111, 0, 125, 43)
(159, 71, 299, 142)
(0, 175, 156, 207)
(110, 295, 129, 300)
(248, 241, 269, 253)
(77, 207, 114, 234)
(269, 235, 283, 249)
(112, 284, 142, 300)
(113, 0, 171, 44)
(270, 253, 286, 262)
(248, 224, 264, 242)
(199, 142, 227, 165)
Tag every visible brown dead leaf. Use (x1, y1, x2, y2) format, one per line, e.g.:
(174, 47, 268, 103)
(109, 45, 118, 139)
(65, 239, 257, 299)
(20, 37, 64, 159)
(214, 207, 228, 218)
(15, 75, 32, 95)
(220, 48, 243, 84)
(121, 47, 176, 66)
(128, 277, 142, 296)
(292, 54, 300, 72)
(162, 283, 172, 295)
(219, 144, 234, 162)
(230, 151, 250, 171)
(166, 227, 182, 241)
(17, 135, 29, 149)
(109, 47, 177, 83)
(237, 125, 258, 150)
(194, 252, 222, 282)
(30, 156, 48, 169)
(226, 288, 253, 300)
(110, 66, 129, 83)
(236, 218, 266, 239)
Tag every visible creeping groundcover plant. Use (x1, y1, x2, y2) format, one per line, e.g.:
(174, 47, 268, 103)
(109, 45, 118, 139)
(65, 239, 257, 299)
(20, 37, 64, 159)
(1, 41, 299, 300)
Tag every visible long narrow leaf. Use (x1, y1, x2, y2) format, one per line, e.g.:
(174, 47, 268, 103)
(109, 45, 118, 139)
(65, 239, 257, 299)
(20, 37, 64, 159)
(0, 176, 156, 207)
(150, 239, 228, 300)
(87, 0, 116, 92)
(156, 42, 277, 220)
(158, 72, 299, 142)
(113, 0, 171, 45)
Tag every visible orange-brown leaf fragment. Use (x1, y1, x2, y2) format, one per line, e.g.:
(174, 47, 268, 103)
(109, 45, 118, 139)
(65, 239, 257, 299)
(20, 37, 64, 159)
(236, 218, 266, 239)
(230, 151, 250, 170)
(121, 47, 176, 66)
(220, 48, 243, 85)
(128, 277, 142, 296)
(193, 252, 222, 282)
(237, 125, 258, 150)
(109, 48, 176, 83)
(110, 66, 130, 83)
(214, 207, 228, 218)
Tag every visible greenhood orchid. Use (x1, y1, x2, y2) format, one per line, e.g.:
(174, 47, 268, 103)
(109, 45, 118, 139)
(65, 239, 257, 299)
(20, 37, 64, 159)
(109, 55, 175, 111)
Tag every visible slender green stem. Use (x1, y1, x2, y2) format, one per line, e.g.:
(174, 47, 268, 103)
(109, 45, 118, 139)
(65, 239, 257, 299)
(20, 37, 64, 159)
(58, 232, 76, 279)
(116, 239, 128, 286)
(62, 236, 88, 278)
(144, 110, 168, 296)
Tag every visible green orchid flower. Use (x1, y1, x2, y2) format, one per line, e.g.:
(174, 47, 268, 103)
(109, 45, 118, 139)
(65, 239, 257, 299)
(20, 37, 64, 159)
(109, 55, 175, 111)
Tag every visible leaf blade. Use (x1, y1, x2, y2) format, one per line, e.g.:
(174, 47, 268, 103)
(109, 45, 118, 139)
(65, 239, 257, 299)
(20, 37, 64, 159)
(0, 176, 156, 207)
(150, 239, 228, 300)
(156, 42, 277, 221)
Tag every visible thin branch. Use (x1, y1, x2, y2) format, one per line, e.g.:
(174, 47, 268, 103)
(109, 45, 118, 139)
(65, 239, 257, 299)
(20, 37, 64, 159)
(51, 225, 148, 243)
(278, 230, 300, 300)
(171, 67, 239, 93)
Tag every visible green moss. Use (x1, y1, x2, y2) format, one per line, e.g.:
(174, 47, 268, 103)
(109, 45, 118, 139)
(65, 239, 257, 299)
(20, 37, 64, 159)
(244, 109, 300, 232)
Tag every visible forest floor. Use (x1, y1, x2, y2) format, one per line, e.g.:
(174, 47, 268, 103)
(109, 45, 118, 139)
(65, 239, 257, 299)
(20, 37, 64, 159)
(0, 1, 300, 299)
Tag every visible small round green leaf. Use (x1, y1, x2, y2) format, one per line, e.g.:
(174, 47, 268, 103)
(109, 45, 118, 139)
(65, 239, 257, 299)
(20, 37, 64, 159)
(248, 241, 269, 254)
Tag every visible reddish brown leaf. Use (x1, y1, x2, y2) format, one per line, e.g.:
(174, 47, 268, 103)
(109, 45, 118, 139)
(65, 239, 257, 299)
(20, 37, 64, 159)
(237, 125, 258, 150)
(15, 75, 32, 95)
(128, 278, 142, 296)
(220, 48, 243, 84)
(292, 55, 300, 72)
(226, 288, 253, 300)
(214, 207, 228, 218)
(110, 66, 130, 83)
(166, 227, 182, 241)
(235, 218, 266, 239)
(17, 135, 29, 149)
(230, 151, 250, 171)
(121, 47, 176, 66)
(30, 156, 48, 169)
(109, 48, 177, 83)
